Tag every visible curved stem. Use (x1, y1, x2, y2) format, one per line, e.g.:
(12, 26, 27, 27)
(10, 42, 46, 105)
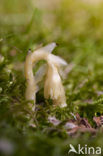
(25, 50, 49, 108)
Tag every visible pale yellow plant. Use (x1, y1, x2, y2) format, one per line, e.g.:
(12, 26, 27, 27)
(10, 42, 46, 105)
(25, 42, 67, 109)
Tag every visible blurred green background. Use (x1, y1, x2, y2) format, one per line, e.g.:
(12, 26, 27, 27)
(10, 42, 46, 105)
(1, 0, 103, 156)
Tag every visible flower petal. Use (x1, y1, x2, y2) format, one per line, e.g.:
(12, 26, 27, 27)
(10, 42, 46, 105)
(48, 54, 67, 66)
(35, 64, 47, 83)
(35, 42, 56, 53)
